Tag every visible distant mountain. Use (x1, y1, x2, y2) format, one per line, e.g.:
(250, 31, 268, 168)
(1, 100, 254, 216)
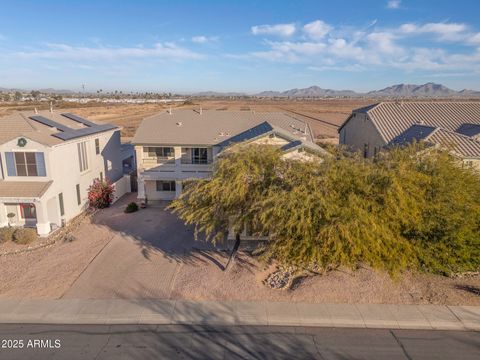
(366, 83, 458, 97)
(192, 91, 247, 97)
(256, 82, 480, 98)
(256, 85, 358, 98)
(0, 86, 75, 94)
(37, 88, 75, 94)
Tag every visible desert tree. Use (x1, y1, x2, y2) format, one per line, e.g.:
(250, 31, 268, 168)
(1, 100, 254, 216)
(170, 143, 480, 275)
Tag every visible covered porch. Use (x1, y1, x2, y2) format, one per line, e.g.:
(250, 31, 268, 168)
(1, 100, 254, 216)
(0, 180, 55, 236)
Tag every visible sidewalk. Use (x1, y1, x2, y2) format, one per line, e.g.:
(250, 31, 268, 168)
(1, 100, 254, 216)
(0, 298, 479, 330)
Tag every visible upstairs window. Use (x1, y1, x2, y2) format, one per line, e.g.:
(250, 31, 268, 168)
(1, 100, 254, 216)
(143, 147, 174, 164)
(192, 148, 208, 164)
(5, 152, 46, 177)
(77, 141, 89, 172)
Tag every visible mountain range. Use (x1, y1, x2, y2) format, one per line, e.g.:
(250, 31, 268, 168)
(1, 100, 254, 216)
(251, 83, 480, 98)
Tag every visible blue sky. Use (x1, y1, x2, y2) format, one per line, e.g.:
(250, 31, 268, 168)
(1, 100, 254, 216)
(0, 0, 479, 93)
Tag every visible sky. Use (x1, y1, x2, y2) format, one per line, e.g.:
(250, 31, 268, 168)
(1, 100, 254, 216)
(0, 0, 479, 93)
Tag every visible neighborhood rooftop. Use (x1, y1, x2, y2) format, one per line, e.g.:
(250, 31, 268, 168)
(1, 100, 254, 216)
(342, 101, 480, 158)
(0, 110, 119, 146)
(347, 102, 480, 143)
(132, 109, 321, 152)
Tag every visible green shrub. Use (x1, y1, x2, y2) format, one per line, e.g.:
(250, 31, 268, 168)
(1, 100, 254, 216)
(12, 228, 37, 245)
(124, 202, 139, 213)
(0, 227, 16, 243)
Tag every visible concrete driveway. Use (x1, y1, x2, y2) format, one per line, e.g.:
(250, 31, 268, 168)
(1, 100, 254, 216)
(63, 194, 224, 299)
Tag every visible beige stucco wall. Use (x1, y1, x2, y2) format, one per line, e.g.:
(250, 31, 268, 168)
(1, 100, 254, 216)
(339, 113, 386, 158)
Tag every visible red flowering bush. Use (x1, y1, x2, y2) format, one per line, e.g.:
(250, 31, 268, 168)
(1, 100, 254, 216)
(88, 178, 114, 209)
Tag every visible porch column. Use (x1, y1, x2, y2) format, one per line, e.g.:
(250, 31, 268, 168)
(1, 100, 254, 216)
(0, 202, 7, 228)
(34, 200, 50, 236)
(175, 181, 183, 199)
(174, 146, 182, 178)
(137, 175, 146, 200)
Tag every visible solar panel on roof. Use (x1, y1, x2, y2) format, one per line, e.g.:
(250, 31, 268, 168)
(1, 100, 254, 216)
(217, 121, 273, 147)
(61, 113, 97, 127)
(29, 115, 72, 132)
(52, 124, 118, 141)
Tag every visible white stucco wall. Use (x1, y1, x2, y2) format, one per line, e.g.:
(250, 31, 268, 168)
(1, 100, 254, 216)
(0, 129, 124, 234)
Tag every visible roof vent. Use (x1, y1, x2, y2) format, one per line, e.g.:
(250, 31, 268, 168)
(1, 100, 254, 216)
(200, 107, 203, 115)
(168, 107, 172, 115)
(176, 122, 183, 126)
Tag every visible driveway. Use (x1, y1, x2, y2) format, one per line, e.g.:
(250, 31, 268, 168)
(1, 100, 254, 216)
(63, 194, 224, 299)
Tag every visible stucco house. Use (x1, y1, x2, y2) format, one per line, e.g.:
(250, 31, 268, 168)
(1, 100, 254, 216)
(339, 102, 480, 168)
(132, 109, 328, 202)
(0, 110, 126, 235)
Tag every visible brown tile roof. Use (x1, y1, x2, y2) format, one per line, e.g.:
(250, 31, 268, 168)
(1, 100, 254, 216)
(0, 180, 53, 198)
(0, 110, 118, 146)
(132, 109, 325, 154)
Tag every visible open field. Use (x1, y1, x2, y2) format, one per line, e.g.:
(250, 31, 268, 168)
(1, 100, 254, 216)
(0, 99, 374, 140)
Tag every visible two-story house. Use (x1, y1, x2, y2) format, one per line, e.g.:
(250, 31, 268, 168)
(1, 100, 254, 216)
(0, 110, 125, 235)
(339, 102, 480, 169)
(132, 109, 328, 202)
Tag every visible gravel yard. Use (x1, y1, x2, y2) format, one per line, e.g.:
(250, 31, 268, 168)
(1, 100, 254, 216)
(0, 194, 479, 305)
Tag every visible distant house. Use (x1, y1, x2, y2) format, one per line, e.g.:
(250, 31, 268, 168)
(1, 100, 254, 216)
(132, 109, 328, 201)
(0, 111, 127, 235)
(339, 102, 480, 168)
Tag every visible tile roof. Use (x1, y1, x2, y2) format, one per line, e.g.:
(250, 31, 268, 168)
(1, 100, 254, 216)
(132, 109, 325, 154)
(0, 180, 53, 198)
(0, 111, 118, 147)
(358, 102, 480, 143)
(349, 101, 480, 158)
(427, 129, 480, 158)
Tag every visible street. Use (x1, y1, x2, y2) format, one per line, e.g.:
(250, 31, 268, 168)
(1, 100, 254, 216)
(0, 324, 478, 359)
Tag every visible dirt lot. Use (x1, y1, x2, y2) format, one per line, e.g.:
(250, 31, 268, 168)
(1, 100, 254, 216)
(0, 98, 372, 140)
(1, 195, 478, 305)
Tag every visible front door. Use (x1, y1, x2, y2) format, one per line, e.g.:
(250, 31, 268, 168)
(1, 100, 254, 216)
(20, 203, 37, 226)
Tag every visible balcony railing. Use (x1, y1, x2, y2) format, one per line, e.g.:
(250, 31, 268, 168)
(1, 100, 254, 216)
(142, 157, 175, 165)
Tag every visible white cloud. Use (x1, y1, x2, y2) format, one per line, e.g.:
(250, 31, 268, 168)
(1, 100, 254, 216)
(303, 20, 332, 40)
(239, 19, 480, 76)
(267, 40, 327, 55)
(387, 0, 401, 9)
(399, 22, 467, 41)
(251, 23, 296, 37)
(9, 42, 203, 61)
(467, 33, 480, 45)
(367, 32, 403, 55)
(191, 35, 219, 44)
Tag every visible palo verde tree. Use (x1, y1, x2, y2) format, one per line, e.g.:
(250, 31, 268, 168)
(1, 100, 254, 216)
(169, 145, 283, 267)
(170, 143, 480, 276)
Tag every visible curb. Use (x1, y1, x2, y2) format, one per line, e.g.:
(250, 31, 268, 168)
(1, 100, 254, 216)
(0, 299, 478, 331)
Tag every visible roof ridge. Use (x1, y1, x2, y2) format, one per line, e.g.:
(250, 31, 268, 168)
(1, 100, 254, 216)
(19, 112, 38, 132)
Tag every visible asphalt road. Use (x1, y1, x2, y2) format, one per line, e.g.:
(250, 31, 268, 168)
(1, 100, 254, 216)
(0, 324, 478, 359)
